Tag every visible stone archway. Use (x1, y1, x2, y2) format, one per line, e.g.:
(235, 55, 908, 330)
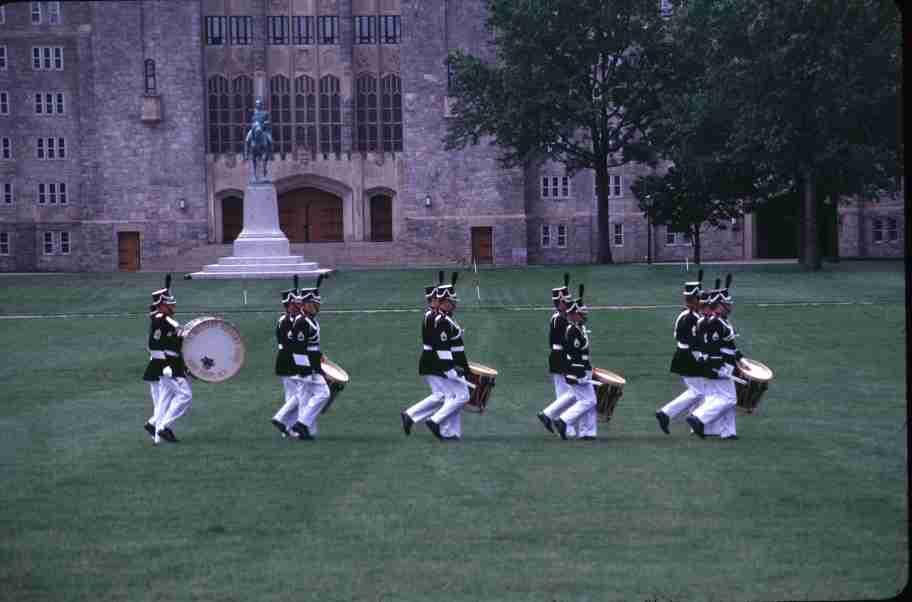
(278, 187, 343, 243)
(222, 195, 243, 243)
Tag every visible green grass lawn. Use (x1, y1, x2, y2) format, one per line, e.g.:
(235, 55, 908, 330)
(0, 261, 906, 601)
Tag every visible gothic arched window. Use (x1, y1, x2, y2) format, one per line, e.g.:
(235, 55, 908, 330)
(231, 76, 254, 154)
(381, 74, 402, 152)
(270, 75, 292, 155)
(294, 75, 317, 153)
(356, 74, 378, 152)
(319, 75, 342, 155)
(207, 75, 230, 153)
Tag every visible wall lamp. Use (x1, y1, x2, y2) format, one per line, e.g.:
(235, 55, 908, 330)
(424, 194, 432, 208)
(178, 198, 187, 210)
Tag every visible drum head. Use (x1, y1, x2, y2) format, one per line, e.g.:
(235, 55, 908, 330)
(468, 361, 498, 377)
(592, 367, 626, 386)
(181, 317, 245, 383)
(321, 358, 350, 383)
(739, 358, 773, 382)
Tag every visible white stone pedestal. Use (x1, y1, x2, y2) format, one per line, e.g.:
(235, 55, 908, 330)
(190, 179, 329, 279)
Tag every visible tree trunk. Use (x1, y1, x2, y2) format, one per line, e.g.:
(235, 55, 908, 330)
(801, 170, 822, 270)
(692, 224, 702, 265)
(593, 165, 614, 264)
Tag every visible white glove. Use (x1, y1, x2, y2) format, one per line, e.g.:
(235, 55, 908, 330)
(445, 369, 459, 380)
(716, 364, 734, 378)
(162, 366, 173, 378)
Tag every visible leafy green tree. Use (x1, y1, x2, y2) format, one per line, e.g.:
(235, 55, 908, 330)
(676, 0, 901, 269)
(444, 0, 676, 263)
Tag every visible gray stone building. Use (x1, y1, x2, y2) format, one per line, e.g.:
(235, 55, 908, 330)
(0, 1, 902, 273)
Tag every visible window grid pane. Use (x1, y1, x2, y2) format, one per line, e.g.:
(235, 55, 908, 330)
(53, 47, 62, 69)
(541, 225, 551, 247)
(1, 138, 9, 159)
(59, 182, 67, 204)
(32, 2, 41, 24)
(44, 232, 54, 254)
(556, 225, 566, 247)
(43, 47, 51, 70)
(0, 232, 8, 256)
(0, 92, 8, 115)
(3, 182, 12, 204)
(354, 16, 376, 44)
(35, 93, 43, 114)
(318, 16, 338, 44)
(48, 1, 61, 24)
(269, 16, 289, 45)
(292, 16, 314, 44)
(613, 223, 623, 246)
(60, 231, 70, 254)
(561, 176, 569, 198)
(380, 15, 401, 44)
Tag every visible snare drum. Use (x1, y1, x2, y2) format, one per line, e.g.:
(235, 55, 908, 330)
(465, 361, 498, 413)
(179, 317, 246, 383)
(734, 358, 774, 414)
(592, 368, 626, 422)
(320, 357, 350, 414)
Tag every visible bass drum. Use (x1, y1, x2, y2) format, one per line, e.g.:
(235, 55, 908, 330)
(320, 357, 350, 414)
(179, 317, 246, 383)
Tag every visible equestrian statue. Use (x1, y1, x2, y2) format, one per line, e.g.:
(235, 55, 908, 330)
(243, 97, 274, 182)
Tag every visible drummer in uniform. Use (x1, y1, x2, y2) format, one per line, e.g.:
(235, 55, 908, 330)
(142, 278, 192, 445)
(553, 286, 598, 441)
(655, 273, 705, 434)
(536, 274, 593, 438)
(686, 276, 739, 440)
(290, 279, 332, 440)
(401, 272, 447, 436)
(425, 274, 471, 441)
(271, 286, 304, 437)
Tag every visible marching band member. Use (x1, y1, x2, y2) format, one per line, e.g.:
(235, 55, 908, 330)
(687, 275, 740, 440)
(290, 276, 331, 440)
(553, 286, 598, 441)
(271, 279, 303, 437)
(401, 272, 447, 435)
(537, 273, 592, 438)
(656, 271, 705, 434)
(425, 274, 471, 441)
(142, 275, 192, 445)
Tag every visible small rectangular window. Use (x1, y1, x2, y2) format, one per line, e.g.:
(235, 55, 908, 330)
(57, 137, 65, 159)
(31, 1, 42, 25)
(318, 16, 338, 44)
(0, 232, 9, 256)
(206, 16, 227, 45)
(0, 91, 8, 115)
(56, 93, 64, 114)
(610, 175, 622, 198)
(551, 176, 559, 198)
(33, 47, 41, 70)
(60, 231, 70, 254)
(43, 47, 51, 70)
(38, 182, 46, 204)
(541, 176, 549, 198)
(37, 138, 45, 159)
(35, 93, 43, 114)
(556, 224, 567, 248)
(47, 1, 61, 24)
(59, 182, 67, 204)
(561, 176, 570, 198)
(268, 16, 289, 45)
(354, 16, 376, 44)
(613, 223, 624, 246)
(3, 182, 12, 204)
(292, 16, 314, 44)
(872, 219, 884, 243)
(380, 15, 401, 44)
(0, 46, 6, 70)
(1, 138, 10, 159)
(229, 16, 253, 45)
(46, 137, 55, 159)
(48, 182, 57, 204)
(45, 92, 53, 114)
(53, 47, 62, 70)
(43, 231, 54, 254)
(887, 218, 899, 241)
(541, 224, 551, 248)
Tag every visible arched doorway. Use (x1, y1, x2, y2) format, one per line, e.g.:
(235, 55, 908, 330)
(370, 194, 393, 241)
(278, 187, 343, 242)
(222, 196, 243, 243)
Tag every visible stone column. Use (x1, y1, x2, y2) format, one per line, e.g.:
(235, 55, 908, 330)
(233, 180, 291, 257)
(743, 213, 755, 260)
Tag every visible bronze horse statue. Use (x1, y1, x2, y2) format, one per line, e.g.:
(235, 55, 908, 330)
(244, 119, 273, 181)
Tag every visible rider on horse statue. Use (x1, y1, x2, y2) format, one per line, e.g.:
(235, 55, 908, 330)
(244, 97, 274, 181)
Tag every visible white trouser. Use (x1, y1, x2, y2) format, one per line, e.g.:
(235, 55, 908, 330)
(148, 381, 164, 427)
(694, 378, 737, 438)
(559, 373, 598, 438)
(429, 376, 470, 438)
(297, 374, 332, 436)
(543, 374, 594, 438)
(660, 376, 706, 420)
(405, 376, 448, 423)
(156, 376, 193, 431)
(273, 376, 303, 428)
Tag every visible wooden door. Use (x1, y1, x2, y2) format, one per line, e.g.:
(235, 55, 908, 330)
(118, 232, 140, 271)
(279, 188, 343, 243)
(222, 196, 243, 242)
(308, 197, 344, 242)
(370, 195, 393, 241)
(471, 227, 493, 264)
